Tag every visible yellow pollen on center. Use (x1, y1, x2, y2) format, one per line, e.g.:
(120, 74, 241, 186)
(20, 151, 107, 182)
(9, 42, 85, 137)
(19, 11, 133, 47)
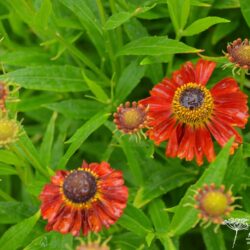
(236, 45, 250, 62)
(0, 120, 18, 143)
(202, 191, 228, 216)
(172, 82, 214, 126)
(123, 109, 142, 128)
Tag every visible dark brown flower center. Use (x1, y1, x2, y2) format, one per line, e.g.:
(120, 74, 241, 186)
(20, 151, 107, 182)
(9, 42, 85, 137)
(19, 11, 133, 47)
(63, 170, 97, 203)
(179, 88, 204, 110)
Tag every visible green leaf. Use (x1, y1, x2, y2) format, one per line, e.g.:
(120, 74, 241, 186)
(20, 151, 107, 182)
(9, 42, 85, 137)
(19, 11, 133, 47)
(167, 0, 190, 32)
(0, 65, 88, 92)
(34, 0, 52, 32)
(105, 12, 132, 30)
(212, 21, 239, 45)
(140, 55, 171, 65)
(14, 131, 50, 178)
(59, 112, 110, 168)
(0, 150, 24, 166)
(240, 0, 250, 27)
(167, 0, 180, 32)
(0, 210, 40, 250)
(117, 37, 203, 56)
(134, 164, 196, 208)
(81, 71, 109, 103)
(104, 5, 156, 30)
(115, 60, 146, 104)
(202, 227, 226, 250)
(18, 93, 61, 112)
(224, 147, 246, 192)
(44, 99, 105, 120)
(1, 49, 52, 66)
(243, 143, 250, 158)
(183, 17, 230, 36)
(40, 112, 57, 167)
(60, 0, 104, 57)
(148, 198, 170, 233)
(158, 235, 177, 250)
(168, 138, 234, 236)
(118, 204, 153, 237)
(119, 136, 144, 186)
(0, 163, 17, 175)
(0, 202, 35, 224)
(213, 0, 240, 9)
(180, 0, 190, 29)
(230, 210, 250, 221)
(24, 232, 73, 250)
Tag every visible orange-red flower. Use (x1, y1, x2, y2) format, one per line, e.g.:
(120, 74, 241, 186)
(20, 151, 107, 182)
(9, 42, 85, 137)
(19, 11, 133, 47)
(39, 161, 128, 236)
(140, 59, 248, 165)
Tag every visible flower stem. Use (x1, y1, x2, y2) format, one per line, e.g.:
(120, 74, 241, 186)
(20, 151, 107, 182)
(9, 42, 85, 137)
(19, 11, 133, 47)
(167, 32, 181, 76)
(96, 0, 118, 78)
(233, 230, 238, 248)
(240, 69, 246, 90)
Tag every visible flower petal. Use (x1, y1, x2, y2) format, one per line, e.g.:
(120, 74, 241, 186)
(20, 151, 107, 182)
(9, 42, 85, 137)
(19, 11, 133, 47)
(172, 61, 196, 86)
(195, 59, 216, 85)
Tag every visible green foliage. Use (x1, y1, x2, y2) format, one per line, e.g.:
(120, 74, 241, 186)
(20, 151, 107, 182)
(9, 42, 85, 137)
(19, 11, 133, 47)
(0, 0, 249, 249)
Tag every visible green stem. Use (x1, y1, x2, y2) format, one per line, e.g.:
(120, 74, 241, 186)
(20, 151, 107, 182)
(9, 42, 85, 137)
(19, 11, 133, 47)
(240, 69, 246, 90)
(0, 188, 16, 201)
(109, 0, 124, 70)
(167, 32, 181, 75)
(96, 0, 118, 77)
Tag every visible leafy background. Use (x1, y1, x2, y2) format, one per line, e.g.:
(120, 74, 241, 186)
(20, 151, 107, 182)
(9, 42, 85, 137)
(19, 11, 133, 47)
(0, 0, 250, 249)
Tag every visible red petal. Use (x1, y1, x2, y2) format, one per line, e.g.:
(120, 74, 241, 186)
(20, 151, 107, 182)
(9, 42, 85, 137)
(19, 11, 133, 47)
(166, 123, 183, 157)
(82, 209, 89, 236)
(207, 118, 242, 150)
(39, 184, 60, 199)
(199, 126, 215, 163)
(211, 78, 239, 96)
(89, 162, 113, 177)
(99, 198, 127, 220)
(70, 210, 82, 236)
(172, 61, 196, 86)
(95, 201, 115, 228)
(87, 206, 102, 232)
(194, 128, 204, 166)
(41, 197, 63, 221)
(177, 126, 195, 161)
(51, 170, 68, 185)
(101, 186, 128, 203)
(52, 206, 75, 234)
(195, 59, 216, 85)
(150, 117, 177, 144)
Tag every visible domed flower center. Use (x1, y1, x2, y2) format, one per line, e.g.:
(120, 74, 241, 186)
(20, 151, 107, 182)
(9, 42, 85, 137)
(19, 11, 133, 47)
(113, 102, 148, 134)
(0, 119, 19, 145)
(122, 108, 143, 129)
(63, 170, 97, 203)
(227, 38, 250, 68)
(180, 88, 204, 109)
(235, 45, 250, 65)
(202, 191, 228, 216)
(172, 83, 213, 125)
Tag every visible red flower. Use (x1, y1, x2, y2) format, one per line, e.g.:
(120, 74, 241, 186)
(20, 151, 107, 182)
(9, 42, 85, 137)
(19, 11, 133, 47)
(140, 59, 248, 165)
(39, 161, 128, 236)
